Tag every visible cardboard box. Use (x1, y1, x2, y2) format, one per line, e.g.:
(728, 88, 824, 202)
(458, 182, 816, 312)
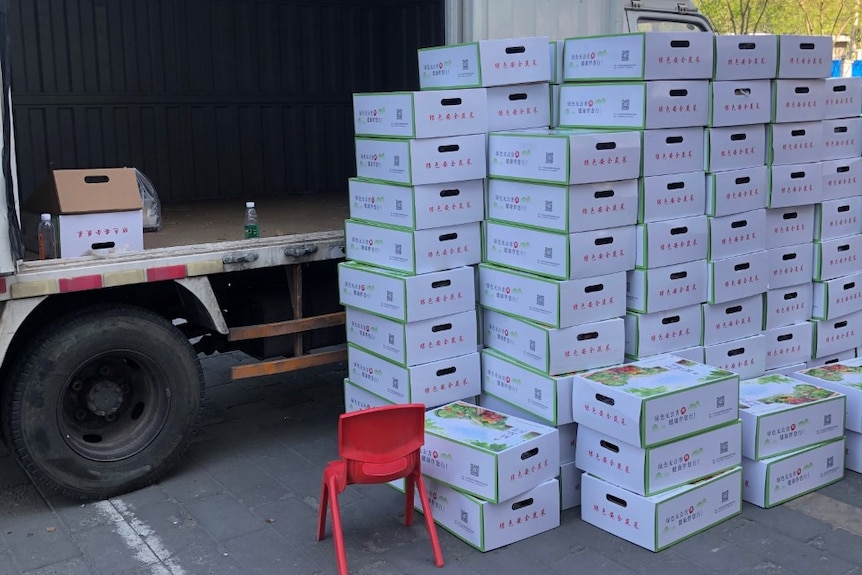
(354, 134, 486, 186)
(713, 34, 778, 80)
(709, 80, 772, 127)
(811, 310, 862, 359)
(669, 345, 705, 363)
(478, 263, 626, 328)
(344, 379, 394, 413)
(352, 89, 488, 138)
(345, 306, 477, 367)
(813, 233, 862, 281)
(705, 124, 766, 172)
(572, 354, 740, 447)
(703, 334, 767, 381)
(769, 122, 823, 166)
(559, 462, 582, 509)
(822, 117, 862, 161)
(483, 308, 624, 375)
(767, 243, 814, 290)
(347, 345, 480, 408)
(776, 35, 833, 79)
(845, 429, 862, 473)
(480, 348, 574, 425)
(549, 40, 564, 84)
(417, 475, 560, 551)
(338, 262, 475, 322)
(562, 32, 714, 82)
(636, 215, 708, 269)
(486, 177, 638, 234)
(823, 77, 862, 119)
(580, 467, 742, 552)
(763, 283, 813, 330)
(707, 250, 769, 304)
(821, 157, 862, 202)
(765, 205, 815, 249)
(813, 272, 862, 320)
(487, 83, 551, 132)
(764, 322, 815, 371)
(487, 128, 642, 185)
(742, 437, 845, 508)
(348, 178, 484, 230)
(483, 220, 636, 281)
(707, 209, 767, 261)
(557, 82, 647, 129)
(771, 79, 826, 123)
(640, 171, 706, 224)
(576, 420, 742, 496)
(768, 162, 822, 209)
(764, 363, 808, 377)
(23, 168, 144, 258)
(706, 165, 768, 217)
(625, 305, 702, 359)
(422, 401, 560, 502)
(345, 219, 481, 274)
(807, 349, 857, 367)
(702, 294, 764, 346)
(642, 127, 705, 177)
(418, 36, 551, 89)
(645, 80, 710, 129)
(626, 259, 708, 314)
(739, 373, 845, 460)
(795, 357, 862, 431)
(816, 196, 862, 242)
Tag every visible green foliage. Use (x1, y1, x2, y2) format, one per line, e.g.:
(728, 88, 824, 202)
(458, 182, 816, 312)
(695, 0, 856, 35)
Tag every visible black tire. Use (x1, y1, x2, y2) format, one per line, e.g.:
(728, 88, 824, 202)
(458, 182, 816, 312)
(1, 304, 204, 500)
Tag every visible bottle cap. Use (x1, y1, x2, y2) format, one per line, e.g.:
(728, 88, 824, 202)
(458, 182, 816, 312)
(40, 213, 51, 221)
(246, 201, 255, 208)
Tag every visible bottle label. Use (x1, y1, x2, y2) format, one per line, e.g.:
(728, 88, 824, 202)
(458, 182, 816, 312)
(244, 224, 259, 239)
(38, 231, 46, 260)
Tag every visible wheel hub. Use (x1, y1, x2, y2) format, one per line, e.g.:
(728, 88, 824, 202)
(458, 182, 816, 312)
(86, 379, 124, 416)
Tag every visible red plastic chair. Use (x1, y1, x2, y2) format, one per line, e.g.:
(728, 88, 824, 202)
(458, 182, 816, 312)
(316, 403, 445, 574)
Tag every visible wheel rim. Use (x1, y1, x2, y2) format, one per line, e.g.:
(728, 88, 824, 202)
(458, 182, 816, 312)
(58, 350, 171, 462)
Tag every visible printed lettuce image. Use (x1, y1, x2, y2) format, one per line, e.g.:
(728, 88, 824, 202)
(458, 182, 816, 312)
(434, 402, 512, 430)
(584, 364, 668, 387)
(759, 384, 840, 405)
(803, 363, 862, 384)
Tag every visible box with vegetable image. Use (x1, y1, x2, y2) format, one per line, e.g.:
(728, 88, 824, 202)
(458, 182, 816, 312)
(739, 374, 845, 460)
(571, 355, 739, 448)
(422, 401, 559, 503)
(795, 358, 862, 432)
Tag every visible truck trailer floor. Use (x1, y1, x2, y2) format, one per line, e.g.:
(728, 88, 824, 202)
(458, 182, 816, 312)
(2, 352, 862, 575)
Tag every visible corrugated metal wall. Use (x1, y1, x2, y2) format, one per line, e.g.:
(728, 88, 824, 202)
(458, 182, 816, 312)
(10, 0, 444, 204)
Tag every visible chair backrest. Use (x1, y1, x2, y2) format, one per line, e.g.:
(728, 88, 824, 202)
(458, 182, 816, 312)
(338, 404, 426, 464)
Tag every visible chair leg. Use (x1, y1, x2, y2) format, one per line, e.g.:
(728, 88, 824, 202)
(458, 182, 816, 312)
(316, 475, 330, 541)
(414, 473, 445, 568)
(326, 476, 350, 575)
(403, 474, 415, 526)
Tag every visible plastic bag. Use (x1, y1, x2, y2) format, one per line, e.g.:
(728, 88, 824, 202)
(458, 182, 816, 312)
(135, 169, 162, 232)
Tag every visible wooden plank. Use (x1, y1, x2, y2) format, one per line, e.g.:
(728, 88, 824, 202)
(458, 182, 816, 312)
(227, 311, 345, 341)
(230, 347, 347, 380)
(291, 264, 304, 358)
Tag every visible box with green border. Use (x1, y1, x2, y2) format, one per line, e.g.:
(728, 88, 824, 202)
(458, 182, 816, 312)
(635, 215, 707, 269)
(640, 170, 706, 224)
(352, 88, 488, 138)
(558, 82, 646, 129)
(812, 271, 862, 321)
(814, 196, 862, 242)
(626, 259, 708, 315)
(813, 233, 862, 281)
(706, 165, 768, 217)
(625, 304, 702, 360)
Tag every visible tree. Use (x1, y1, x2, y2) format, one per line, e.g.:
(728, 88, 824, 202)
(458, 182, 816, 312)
(695, 0, 857, 35)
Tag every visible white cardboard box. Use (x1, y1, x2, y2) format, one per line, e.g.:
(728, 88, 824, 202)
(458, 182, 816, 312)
(343, 378, 393, 413)
(645, 80, 710, 129)
(706, 165, 768, 217)
(707, 250, 769, 305)
(549, 40, 564, 84)
(703, 334, 767, 381)
(352, 89, 488, 138)
(347, 345, 480, 408)
(705, 124, 767, 172)
(710, 79, 772, 127)
(816, 196, 862, 241)
(823, 77, 862, 119)
(814, 233, 862, 281)
(355, 134, 486, 186)
(345, 306, 477, 367)
(576, 420, 742, 496)
(486, 177, 638, 233)
(478, 263, 626, 328)
(345, 219, 481, 274)
(701, 294, 764, 346)
(571, 354, 740, 447)
(767, 243, 814, 290)
(764, 322, 814, 371)
(642, 127, 705, 177)
(764, 363, 808, 377)
(636, 215, 708, 269)
(806, 349, 857, 368)
(581, 467, 742, 552)
(776, 35, 833, 79)
(771, 79, 826, 123)
(560, 462, 583, 509)
(557, 82, 646, 129)
(821, 157, 862, 201)
(487, 82, 552, 132)
(739, 373, 845, 460)
(348, 178, 484, 230)
(418, 36, 551, 89)
(742, 437, 845, 508)
(483, 308, 625, 375)
(822, 117, 862, 161)
(338, 262, 475, 323)
(765, 205, 816, 249)
(708, 209, 767, 261)
(484, 220, 636, 281)
(625, 305, 702, 359)
(423, 401, 559, 502)
(626, 259, 708, 314)
(640, 171, 706, 224)
(763, 283, 813, 330)
(769, 122, 823, 166)
(845, 429, 862, 473)
(811, 310, 862, 359)
(813, 272, 862, 320)
(768, 162, 822, 209)
(487, 128, 642, 185)
(713, 34, 778, 80)
(795, 357, 862, 431)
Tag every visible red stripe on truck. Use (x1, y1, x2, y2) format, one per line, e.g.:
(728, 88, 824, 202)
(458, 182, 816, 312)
(59, 275, 103, 292)
(146, 265, 187, 282)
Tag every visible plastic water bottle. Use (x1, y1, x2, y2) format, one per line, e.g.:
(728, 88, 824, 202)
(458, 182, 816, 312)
(37, 213, 58, 259)
(244, 201, 259, 238)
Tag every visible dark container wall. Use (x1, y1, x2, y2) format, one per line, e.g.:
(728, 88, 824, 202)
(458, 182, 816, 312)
(9, 0, 444, 204)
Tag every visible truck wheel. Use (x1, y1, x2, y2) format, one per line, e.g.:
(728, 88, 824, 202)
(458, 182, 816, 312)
(1, 304, 204, 500)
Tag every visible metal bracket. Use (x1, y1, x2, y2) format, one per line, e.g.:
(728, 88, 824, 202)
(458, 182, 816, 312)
(223, 252, 259, 264)
(677, 2, 689, 13)
(284, 244, 318, 258)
